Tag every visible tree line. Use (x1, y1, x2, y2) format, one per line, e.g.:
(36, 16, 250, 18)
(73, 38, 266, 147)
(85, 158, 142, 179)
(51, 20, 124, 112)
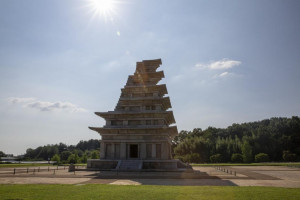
(23, 139, 100, 164)
(1, 116, 299, 164)
(173, 116, 300, 163)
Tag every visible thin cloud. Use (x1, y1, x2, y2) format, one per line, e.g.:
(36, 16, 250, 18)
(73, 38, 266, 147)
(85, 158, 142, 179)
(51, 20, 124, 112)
(219, 71, 229, 77)
(7, 97, 86, 112)
(213, 71, 243, 79)
(195, 58, 241, 70)
(7, 97, 35, 104)
(213, 72, 229, 79)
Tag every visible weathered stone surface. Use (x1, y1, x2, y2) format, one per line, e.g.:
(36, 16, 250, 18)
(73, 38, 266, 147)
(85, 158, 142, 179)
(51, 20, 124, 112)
(88, 59, 186, 170)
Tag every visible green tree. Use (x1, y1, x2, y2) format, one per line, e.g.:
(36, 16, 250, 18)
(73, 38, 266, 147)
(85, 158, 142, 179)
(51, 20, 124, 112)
(74, 150, 80, 163)
(242, 142, 253, 163)
(0, 151, 6, 157)
(60, 151, 72, 161)
(51, 154, 60, 165)
(91, 150, 99, 159)
(81, 153, 88, 163)
(67, 154, 77, 164)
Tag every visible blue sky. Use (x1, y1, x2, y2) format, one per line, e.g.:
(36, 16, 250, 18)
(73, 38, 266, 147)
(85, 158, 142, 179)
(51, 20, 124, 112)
(0, 0, 300, 155)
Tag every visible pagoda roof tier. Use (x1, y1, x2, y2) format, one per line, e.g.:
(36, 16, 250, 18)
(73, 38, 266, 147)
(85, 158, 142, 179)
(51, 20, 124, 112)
(89, 125, 178, 137)
(117, 97, 172, 110)
(126, 71, 164, 86)
(136, 59, 162, 73)
(95, 111, 176, 125)
(142, 59, 162, 66)
(121, 84, 167, 96)
(133, 71, 164, 80)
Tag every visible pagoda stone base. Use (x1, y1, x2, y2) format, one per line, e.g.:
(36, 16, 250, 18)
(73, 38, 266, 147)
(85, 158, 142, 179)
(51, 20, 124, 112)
(87, 159, 191, 171)
(87, 159, 119, 170)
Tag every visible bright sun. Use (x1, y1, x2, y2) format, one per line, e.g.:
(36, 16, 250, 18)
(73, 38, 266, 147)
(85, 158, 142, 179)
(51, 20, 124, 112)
(88, 0, 118, 21)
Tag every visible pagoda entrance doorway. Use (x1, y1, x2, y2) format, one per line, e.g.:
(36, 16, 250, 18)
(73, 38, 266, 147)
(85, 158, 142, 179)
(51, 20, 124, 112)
(129, 144, 139, 159)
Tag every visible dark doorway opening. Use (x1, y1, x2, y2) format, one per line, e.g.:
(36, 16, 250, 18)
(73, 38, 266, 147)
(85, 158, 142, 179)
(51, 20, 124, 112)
(129, 144, 138, 158)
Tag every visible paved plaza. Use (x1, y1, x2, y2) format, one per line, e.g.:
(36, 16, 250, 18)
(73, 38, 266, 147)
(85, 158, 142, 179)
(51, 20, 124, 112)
(0, 165, 299, 188)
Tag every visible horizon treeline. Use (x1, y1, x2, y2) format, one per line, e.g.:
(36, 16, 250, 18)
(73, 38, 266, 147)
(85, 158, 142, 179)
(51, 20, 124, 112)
(23, 139, 100, 164)
(173, 116, 300, 163)
(1, 116, 299, 164)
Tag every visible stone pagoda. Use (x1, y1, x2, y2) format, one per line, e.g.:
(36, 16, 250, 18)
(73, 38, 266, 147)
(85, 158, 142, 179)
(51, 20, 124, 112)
(88, 59, 186, 170)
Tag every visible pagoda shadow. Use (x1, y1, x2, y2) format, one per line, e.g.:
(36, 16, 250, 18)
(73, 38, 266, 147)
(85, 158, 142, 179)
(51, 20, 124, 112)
(84, 171, 237, 186)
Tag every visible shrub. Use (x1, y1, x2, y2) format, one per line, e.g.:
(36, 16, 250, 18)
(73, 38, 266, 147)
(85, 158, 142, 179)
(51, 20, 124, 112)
(210, 154, 222, 163)
(255, 153, 270, 162)
(190, 153, 202, 163)
(283, 150, 297, 162)
(174, 154, 203, 163)
(183, 154, 192, 163)
(231, 153, 243, 163)
(174, 155, 184, 162)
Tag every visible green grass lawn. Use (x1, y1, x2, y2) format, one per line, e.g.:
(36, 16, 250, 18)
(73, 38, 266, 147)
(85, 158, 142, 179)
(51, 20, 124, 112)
(0, 185, 299, 200)
(191, 162, 300, 167)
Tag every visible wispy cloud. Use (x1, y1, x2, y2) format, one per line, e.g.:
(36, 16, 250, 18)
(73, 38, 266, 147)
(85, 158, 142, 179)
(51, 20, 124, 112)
(219, 71, 229, 77)
(213, 71, 244, 79)
(7, 97, 86, 112)
(7, 97, 35, 104)
(195, 58, 241, 70)
(213, 71, 230, 78)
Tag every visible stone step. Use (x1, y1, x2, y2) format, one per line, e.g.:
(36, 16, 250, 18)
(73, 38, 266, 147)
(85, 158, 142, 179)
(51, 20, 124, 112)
(118, 160, 143, 170)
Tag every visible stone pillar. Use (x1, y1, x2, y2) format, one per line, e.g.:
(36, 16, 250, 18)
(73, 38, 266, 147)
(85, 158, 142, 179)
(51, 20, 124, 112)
(156, 105, 162, 111)
(169, 143, 172, 159)
(111, 143, 115, 159)
(161, 142, 168, 160)
(152, 144, 156, 159)
(100, 141, 105, 159)
(140, 143, 146, 159)
(120, 143, 126, 159)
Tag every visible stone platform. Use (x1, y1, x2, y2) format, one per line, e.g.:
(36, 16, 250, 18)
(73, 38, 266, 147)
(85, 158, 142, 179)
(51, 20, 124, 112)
(87, 159, 191, 172)
(85, 171, 212, 179)
(1, 165, 299, 187)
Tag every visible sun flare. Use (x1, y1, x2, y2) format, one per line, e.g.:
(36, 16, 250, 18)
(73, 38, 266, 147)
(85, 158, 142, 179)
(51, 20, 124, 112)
(87, 0, 118, 21)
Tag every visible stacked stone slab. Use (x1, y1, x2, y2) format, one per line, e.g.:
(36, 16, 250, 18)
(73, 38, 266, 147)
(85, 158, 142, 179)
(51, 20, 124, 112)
(88, 59, 185, 170)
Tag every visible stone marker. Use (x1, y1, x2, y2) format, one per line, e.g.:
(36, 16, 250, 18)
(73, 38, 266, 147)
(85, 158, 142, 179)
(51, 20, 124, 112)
(69, 164, 75, 172)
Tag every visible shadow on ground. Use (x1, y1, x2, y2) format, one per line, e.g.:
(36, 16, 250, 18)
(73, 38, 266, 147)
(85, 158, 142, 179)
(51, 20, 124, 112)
(83, 171, 237, 186)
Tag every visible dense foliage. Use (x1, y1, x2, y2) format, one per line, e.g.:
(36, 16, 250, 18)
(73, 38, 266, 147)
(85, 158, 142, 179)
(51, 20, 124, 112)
(23, 139, 100, 164)
(2, 116, 300, 164)
(0, 151, 6, 157)
(173, 116, 300, 163)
